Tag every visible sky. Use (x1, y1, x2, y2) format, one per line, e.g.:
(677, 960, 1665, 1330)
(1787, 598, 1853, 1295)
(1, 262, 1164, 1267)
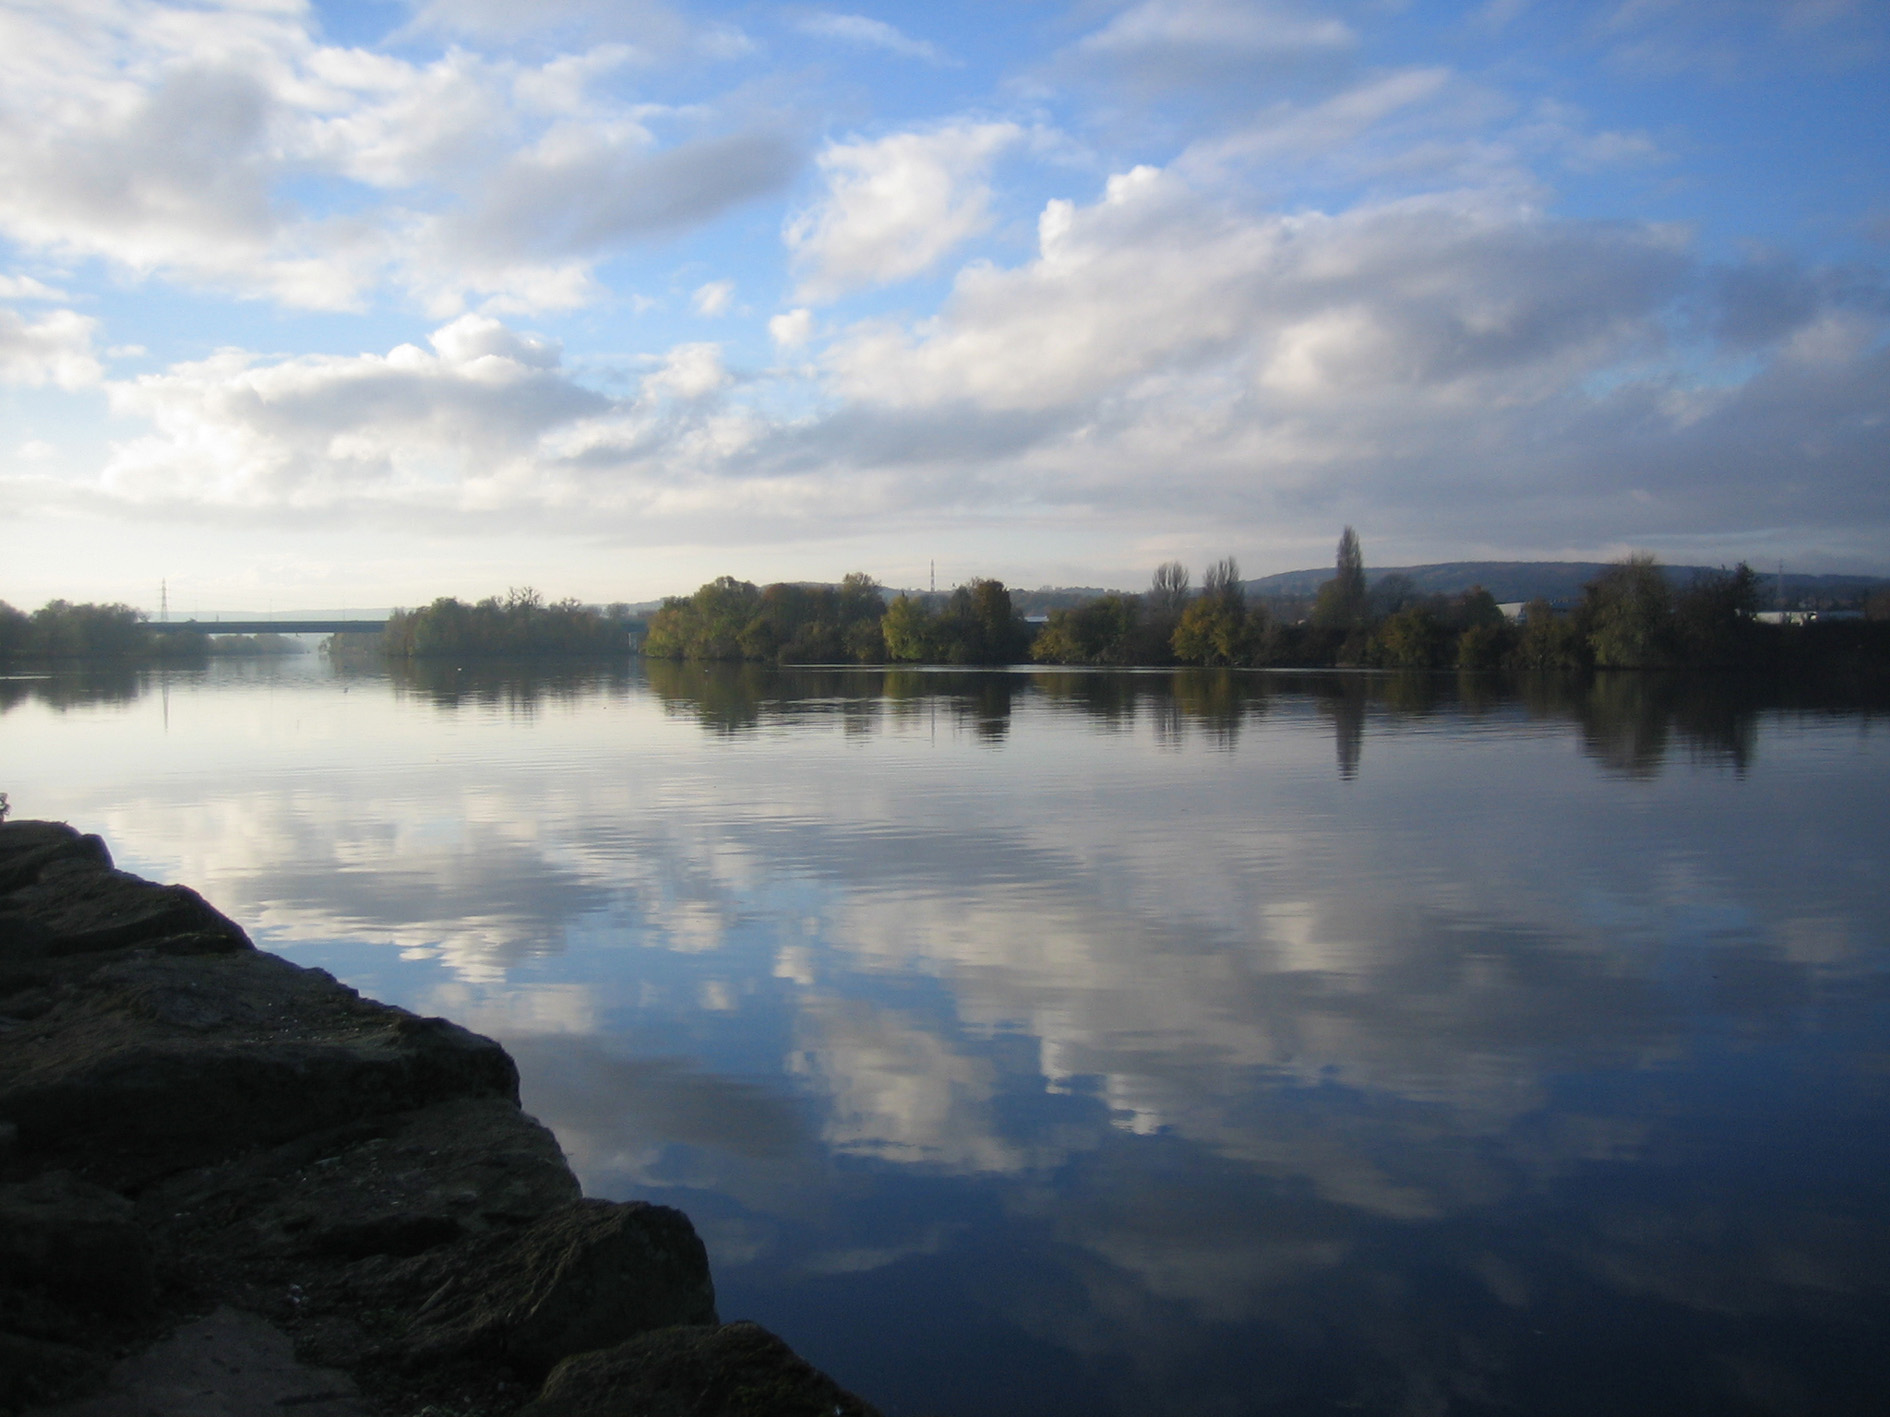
(0, 0, 1886, 612)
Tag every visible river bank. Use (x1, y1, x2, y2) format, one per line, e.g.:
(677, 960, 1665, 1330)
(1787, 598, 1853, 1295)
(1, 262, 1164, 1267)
(0, 820, 878, 1417)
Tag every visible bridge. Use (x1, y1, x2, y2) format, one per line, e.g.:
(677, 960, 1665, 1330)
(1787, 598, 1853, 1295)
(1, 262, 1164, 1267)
(159, 620, 388, 636)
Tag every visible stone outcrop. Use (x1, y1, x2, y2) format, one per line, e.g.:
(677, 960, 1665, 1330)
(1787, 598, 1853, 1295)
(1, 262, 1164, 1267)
(0, 821, 879, 1417)
(525, 1321, 884, 1417)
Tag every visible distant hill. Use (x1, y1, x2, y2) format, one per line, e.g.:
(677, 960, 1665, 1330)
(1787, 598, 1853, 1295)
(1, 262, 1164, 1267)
(1243, 562, 1890, 607)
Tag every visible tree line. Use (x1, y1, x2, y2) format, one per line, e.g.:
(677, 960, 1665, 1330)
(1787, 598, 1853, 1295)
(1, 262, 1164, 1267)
(0, 600, 268, 660)
(11, 543, 1885, 675)
(646, 531, 1888, 678)
(381, 589, 625, 658)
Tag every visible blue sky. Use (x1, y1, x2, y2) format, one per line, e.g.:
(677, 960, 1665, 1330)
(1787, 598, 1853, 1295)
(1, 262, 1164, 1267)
(1, 0, 1885, 610)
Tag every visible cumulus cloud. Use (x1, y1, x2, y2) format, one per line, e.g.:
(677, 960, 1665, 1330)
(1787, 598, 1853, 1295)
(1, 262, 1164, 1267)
(769, 307, 815, 349)
(796, 12, 947, 64)
(639, 342, 730, 401)
(785, 122, 1023, 302)
(99, 315, 608, 509)
(826, 164, 1691, 416)
(0, 307, 102, 388)
(0, 2, 796, 312)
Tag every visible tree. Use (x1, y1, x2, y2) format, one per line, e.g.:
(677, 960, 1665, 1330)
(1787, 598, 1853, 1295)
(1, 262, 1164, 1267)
(1202, 557, 1242, 606)
(1583, 556, 1675, 668)
(1148, 562, 1191, 616)
(1673, 563, 1762, 666)
(1312, 527, 1367, 633)
(1374, 606, 1450, 668)
(1173, 556, 1272, 665)
(1510, 600, 1588, 671)
(1033, 593, 1142, 665)
(881, 594, 932, 662)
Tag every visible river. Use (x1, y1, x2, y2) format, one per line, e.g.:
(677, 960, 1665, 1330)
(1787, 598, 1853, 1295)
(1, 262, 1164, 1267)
(4, 657, 1887, 1415)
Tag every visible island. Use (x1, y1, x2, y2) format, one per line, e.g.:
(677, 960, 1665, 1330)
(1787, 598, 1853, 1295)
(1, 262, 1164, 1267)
(0, 820, 878, 1417)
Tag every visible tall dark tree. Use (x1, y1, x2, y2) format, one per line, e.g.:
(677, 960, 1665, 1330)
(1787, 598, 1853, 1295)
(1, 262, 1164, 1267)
(1313, 527, 1368, 632)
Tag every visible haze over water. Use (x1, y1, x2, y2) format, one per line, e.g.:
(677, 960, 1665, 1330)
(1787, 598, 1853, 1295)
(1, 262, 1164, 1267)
(5, 658, 1887, 1415)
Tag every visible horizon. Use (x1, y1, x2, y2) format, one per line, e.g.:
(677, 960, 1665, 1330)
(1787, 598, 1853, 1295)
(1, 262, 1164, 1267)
(2, 2, 1886, 606)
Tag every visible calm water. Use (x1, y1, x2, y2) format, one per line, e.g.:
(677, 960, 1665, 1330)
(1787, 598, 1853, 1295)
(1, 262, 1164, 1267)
(5, 658, 1889, 1416)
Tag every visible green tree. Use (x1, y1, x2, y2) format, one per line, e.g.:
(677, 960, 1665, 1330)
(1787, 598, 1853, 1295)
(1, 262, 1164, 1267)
(1509, 600, 1589, 671)
(1173, 556, 1272, 665)
(1374, 606, 1450, 668)
(928, 578, 1033, 664)
(1583, 556, 1675, 668)
(881, 594, 933, 662)
(1033, 593, 1143, 665)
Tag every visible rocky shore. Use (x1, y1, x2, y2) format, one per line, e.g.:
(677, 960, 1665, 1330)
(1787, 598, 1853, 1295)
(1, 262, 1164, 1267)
(0, 820, 880, 1417)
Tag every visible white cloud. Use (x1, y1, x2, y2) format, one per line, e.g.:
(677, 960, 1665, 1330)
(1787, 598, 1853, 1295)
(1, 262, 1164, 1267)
(693, 279, 735, 316)
(826, 164, 1690, 416)
(1180, 69, 1455, 174)
(785, 121, 1023, 302)
(1079, 0, 1356, 59)
(0, 2, 795, 313)
(0, 274, 67, 301)
(769, 307, 815, 348)
(797, 12, 946, 64)
(402, 0, 697, 53)
(436, 128, 799, 270)
(0, 307, 103, 388)
(98, 316, 607, 509)
(640, 342, 729, 400)
(798, 999, 1024, 1173)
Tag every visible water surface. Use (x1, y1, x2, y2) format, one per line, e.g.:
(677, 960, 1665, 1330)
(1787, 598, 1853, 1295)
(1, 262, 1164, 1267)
(5, 659, 1887, 1415)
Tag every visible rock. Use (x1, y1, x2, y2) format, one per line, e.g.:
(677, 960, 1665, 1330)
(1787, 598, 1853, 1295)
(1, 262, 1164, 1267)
(0, 1332, 106, 1412)
(25, 1306, 369, 1417)
(0, 825, 112, 897)
(140, 1096, 581, 1279)
(390, 1198, 719, 1377)
(0, 949, 520, 1187)
(0, 822, 878, 1417)
(0, 1172, 154, 1317)
(523, 1321, 884, 1417)
(0, 823, 241, 962)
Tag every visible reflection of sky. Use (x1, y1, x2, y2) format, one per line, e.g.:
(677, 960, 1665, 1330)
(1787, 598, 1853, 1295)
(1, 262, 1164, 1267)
(5, 663, 1889, 1415)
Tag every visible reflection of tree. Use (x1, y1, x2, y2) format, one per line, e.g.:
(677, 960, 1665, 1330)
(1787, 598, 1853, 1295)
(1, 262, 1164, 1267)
(967, 677, 1014, 743)
(1377, 671, 1445, 718)
(1033, 670, 1146, 731)
(1572, 673, 1761, 779)
(644, 661, 888, 736)
(1320, 679, 1367, 780)
(1171, 669, 1253, 748)
(0, 666, 147, 713)
(389, 658, 635, 716)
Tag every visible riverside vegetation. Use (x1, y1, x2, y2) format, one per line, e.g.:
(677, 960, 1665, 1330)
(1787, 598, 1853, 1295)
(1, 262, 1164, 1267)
(0, 601, 284, 662)
(16, 535, 1889, 677)
(640, 531, 1890, 679)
